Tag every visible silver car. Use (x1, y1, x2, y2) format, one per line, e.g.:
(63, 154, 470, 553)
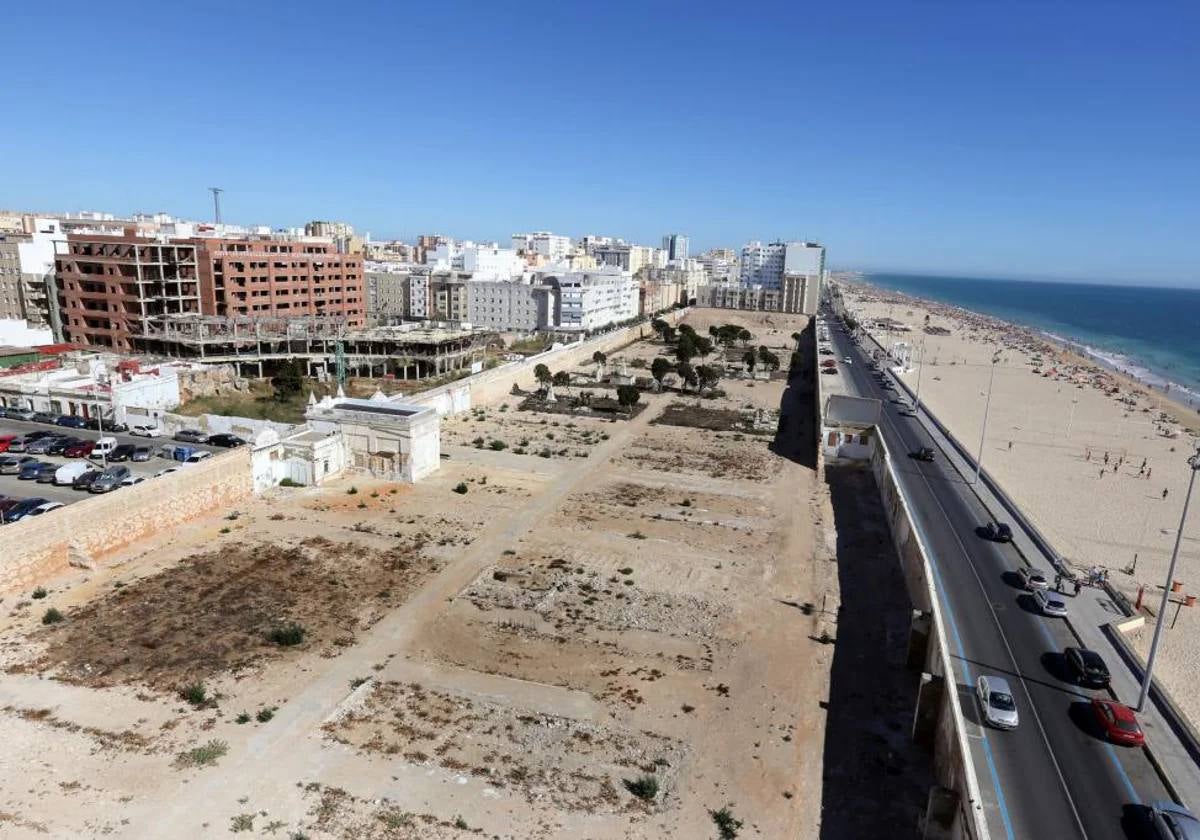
(89, 466, 131, 493)
(976, 675, 1019, 729)
(1033, 588, 1069, 617)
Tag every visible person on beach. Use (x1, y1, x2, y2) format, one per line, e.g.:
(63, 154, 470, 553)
(1086, 448, 1091, 461)
(1104, 452, 1110, 464)
(1163, 488, 1169, 500)
(1147, 467, 1152, 479)
(1100, 468, 1105, 478)
(1074, 579, 1082, 596)
(1008, 441, 1014, 451)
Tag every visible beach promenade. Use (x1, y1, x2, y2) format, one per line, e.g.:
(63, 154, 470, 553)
(842, 282, 1200, 729)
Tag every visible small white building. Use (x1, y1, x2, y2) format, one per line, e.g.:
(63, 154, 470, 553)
(305, 391, 441, 482)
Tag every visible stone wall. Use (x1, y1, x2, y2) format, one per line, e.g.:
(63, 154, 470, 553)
(0, 449, 253, 593)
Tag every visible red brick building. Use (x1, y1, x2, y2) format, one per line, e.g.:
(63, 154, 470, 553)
(56, 232, 364, 352)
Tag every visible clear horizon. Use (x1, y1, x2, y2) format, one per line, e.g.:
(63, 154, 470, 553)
(2, 1, 1197, 287)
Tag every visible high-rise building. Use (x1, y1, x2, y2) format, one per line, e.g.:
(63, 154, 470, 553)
(739, 240, 824, 290)
(662, 233, 689, 262)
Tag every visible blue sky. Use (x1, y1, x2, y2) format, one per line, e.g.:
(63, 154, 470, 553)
(2, 1, 1197, 285)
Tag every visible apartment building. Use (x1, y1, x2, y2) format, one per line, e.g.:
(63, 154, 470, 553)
(543, 267, 639, 332)
(639, 276, 682, 316)
(512, 231, 572, 263)
(56, 231, 365, 351)
(0, 238, 21, 321)
(466, 278, 556, 332)
(662, 233, 689, 262)
(366, 267, 413, 324)
(429, 273, 469, 321)
(593, 243, 657, 275)
(739, 240, 824, 290)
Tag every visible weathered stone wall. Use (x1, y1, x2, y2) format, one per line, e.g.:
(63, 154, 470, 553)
(0, 449, 253, 593)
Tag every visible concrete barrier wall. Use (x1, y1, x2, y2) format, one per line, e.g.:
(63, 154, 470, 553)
(870, 435, 989, 840)
(409, 310, 690, 416)
(0, 449, 253, 593)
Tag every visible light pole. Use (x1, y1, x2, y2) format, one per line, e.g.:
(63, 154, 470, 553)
(1067, 398, 1079, 438)
(913, 338, 927, 413)
(974, 350, 1002, 485)
(1137, 443, 1200, 712)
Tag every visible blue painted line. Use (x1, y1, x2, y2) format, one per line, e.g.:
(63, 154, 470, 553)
(926, 550, 1019, 840)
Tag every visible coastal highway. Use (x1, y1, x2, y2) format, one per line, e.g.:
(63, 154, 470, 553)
(825, 316, 1172, 839)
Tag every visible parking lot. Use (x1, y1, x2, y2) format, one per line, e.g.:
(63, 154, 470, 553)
(0, 418, 227, 519)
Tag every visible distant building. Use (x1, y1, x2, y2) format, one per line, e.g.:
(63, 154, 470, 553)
(427, 241, 523, 281)
(593, 243, 656, 275)
(365, 265, 413, 324)
(538, 267, 639, 332)
(512, 231, 572, 263)
(698, 248, 739, 283)
(429, 273, 469, 321)
(697, 282, 782, 312)
(466, 278, 556, 332)
(304, 220, 354, 239)
(662, 233, 689, 262)
(739, 240, 824, 290)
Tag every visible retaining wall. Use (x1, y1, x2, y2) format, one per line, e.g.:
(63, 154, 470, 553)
(0, 449, 253, 592)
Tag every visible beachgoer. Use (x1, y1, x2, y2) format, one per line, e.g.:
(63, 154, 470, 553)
(1008, 441, 1013, 451)
(1074, 579, 1081, 596)
(1104, 452, 1110, 464)
(1147, 468, 1152, 479)
(1163, 488, 1169, 500)
(1085, 448, 1091, 461)
(1100, 468, 1105, 478)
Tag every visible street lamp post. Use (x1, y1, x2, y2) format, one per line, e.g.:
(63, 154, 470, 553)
(913, 338, 927, 413)
(1067, 398, 1079, 438)
(974, 350, 1002, 485)
(1137, 444, 1200, 713)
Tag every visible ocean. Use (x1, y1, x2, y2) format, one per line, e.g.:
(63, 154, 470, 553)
(860, 273, 1200, 407)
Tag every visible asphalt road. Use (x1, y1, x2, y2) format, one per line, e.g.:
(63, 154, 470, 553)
(826, 316, 1169, 839)
(0, 419, 222, 512)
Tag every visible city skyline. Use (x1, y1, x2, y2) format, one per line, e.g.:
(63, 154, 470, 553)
(3, 1, 1197, 287)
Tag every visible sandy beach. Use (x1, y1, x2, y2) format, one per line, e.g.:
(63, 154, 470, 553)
(840, 280, 1200, 723)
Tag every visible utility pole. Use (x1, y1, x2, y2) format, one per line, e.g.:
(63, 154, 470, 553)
(913, 338, 926, 413)
(1137, 444, 1200, 712)
(975, 350, 1002, 485)
(208, 187, 224, 224)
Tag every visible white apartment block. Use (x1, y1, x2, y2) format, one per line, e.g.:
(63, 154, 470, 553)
(428, 241, 523, 281)
(543, 267, 639, 332)
(511, 231, 572, 263)
(739, 240, 825, 290)
(593, 243, 657, 275)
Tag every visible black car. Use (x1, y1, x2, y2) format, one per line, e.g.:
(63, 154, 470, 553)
(32, 412, 58, 424)
(2, 497, 50, 523)
(206, 433, 246, 448)
(911, 447, 936, 462)
(84, 417, 128, 433)
(56, 415, 89, 429)
(109, 444, 136, 462)
(72, 469, 102, 490)
(45, 437, 79, 456)
(981, 521, 1013, 542)
(1065, 647, 1111, 688)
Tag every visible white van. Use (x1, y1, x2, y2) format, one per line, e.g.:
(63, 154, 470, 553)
(55, 461, 92, 485)
(91, 437, 119, 458)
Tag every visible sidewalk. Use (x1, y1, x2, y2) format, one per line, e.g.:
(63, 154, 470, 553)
(863, 326, 1200, 809)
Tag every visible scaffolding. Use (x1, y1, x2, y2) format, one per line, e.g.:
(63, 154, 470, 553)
(136, 313, 496, 380)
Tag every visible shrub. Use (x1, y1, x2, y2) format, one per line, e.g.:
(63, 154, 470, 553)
(618, 567, 634, 575)
(623, 774, 659, 801)
(219, 526, 232, 534)
(488, 439, 507, 451)
(174, 739, 228, 769)
(31, 587, 47, 600)
(453, 482, 469, 494)
(472, 436, 485, 448)
(347, 486, 358, 495)
(710, 805, 744, 839)
(268, 622, 306, 647)
(256, 707, 276, 723)
(279, 477, 304, 487)
(41, 607, 64, 625)
(230, 813, 254, 832)
(538, 448, 552, 458)
(627, 531, 647, 540)
(236, 712, 251, 724)
(180, 682, 210, 707)
(454, 816, 468, 830)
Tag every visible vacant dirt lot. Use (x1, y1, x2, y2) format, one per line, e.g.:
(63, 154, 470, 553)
(0, 313, 833, 839)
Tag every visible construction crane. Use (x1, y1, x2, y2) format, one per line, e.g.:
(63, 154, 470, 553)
(208, 187, 223, 224)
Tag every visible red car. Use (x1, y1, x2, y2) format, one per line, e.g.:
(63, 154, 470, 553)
(64, 440, 95, 458)
(1092, 698, 1144, 746)
(0, 435, 14, 453)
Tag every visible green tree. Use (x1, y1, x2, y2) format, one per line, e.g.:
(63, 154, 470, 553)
(694, 336, 715, 358)
(662, 325, 677, 343)
(677, 361, 698, 391)
(616, 385, 641, 414)
(650, 318, 668, 338)
(651, 356, 672, 386)
(534, 363, 552, 386)
(791, 331, 802, 348)
(759, 349, 781, 371)
(592, 350, 607, 373)
(742, 350, 757, 372)
(552, 370, 571, 388)
(676, 332, 698, 363)
(696, 364, 720, 394)
(271, 360, 303, 402)
(678, 323, 697, 339)
(737, 328, 752, 346)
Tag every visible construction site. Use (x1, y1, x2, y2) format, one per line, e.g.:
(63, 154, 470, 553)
(138, 314, 499, 380)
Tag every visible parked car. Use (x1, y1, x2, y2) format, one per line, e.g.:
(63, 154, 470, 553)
(0, 435, 15, 453)
(23, 430, 55, 441)
(155, 466, 180, 478)
(6, 436, 29, 452)
(159, 444, 195, 462)
(108, 444, 136, 462)
(1147, 801, 1200, 840)
(129, 424, 163, 438)
(1065, 647, 1111, 688)
(911, 447, 936, 462)
(55, 415, 89, 429)
(173, 429, 209, 444)
(6, 407, 36, 421)
(32, 412, 58, 424)
(25, 436, 63, 454)
(35, 462, 59, 483)
(206, 433, 246, 448)
(842, 356, 853, 364)
(84, 417, 127, 433)
(2, 497, 50, 523)
(91, 437, 119, 458)
(975, 675, 1019, 729)
(981, 521, 1013, 542)
(1033, 588, 1069, 617)
(1017, 566, 1049, 591)
(48, 437, 82, 456)
(25, 501, 65, 518)
(63, 440, 96, 458)
(1091, 699, 1144, 747)
(18, 460, 53, 480)
(185, 450, 212, 464)
(72, 469, 102, 490)
(0, 455, 37, 475)
(55, 461, 93, 486)
(89, 466, 131, 493)
(820, 367, 839, 376)
(0, 497, 23, 519)
(121, 474, 146, 486)
(131, 446, 152, 462)
(898, 406, 917, 417)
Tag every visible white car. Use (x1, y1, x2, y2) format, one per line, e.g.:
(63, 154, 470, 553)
(121, 474, 146, 486)
(184, 451, 212, 464)
(25, 501, 65, 518)
(129, 425, 163, 438)
(154, 466, 180, 478)
(1017, 566, 1049, 591)
(843, 356, 853, 364)
(976, 675, 1019, 729)
(1033, 588, 1069, 617)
